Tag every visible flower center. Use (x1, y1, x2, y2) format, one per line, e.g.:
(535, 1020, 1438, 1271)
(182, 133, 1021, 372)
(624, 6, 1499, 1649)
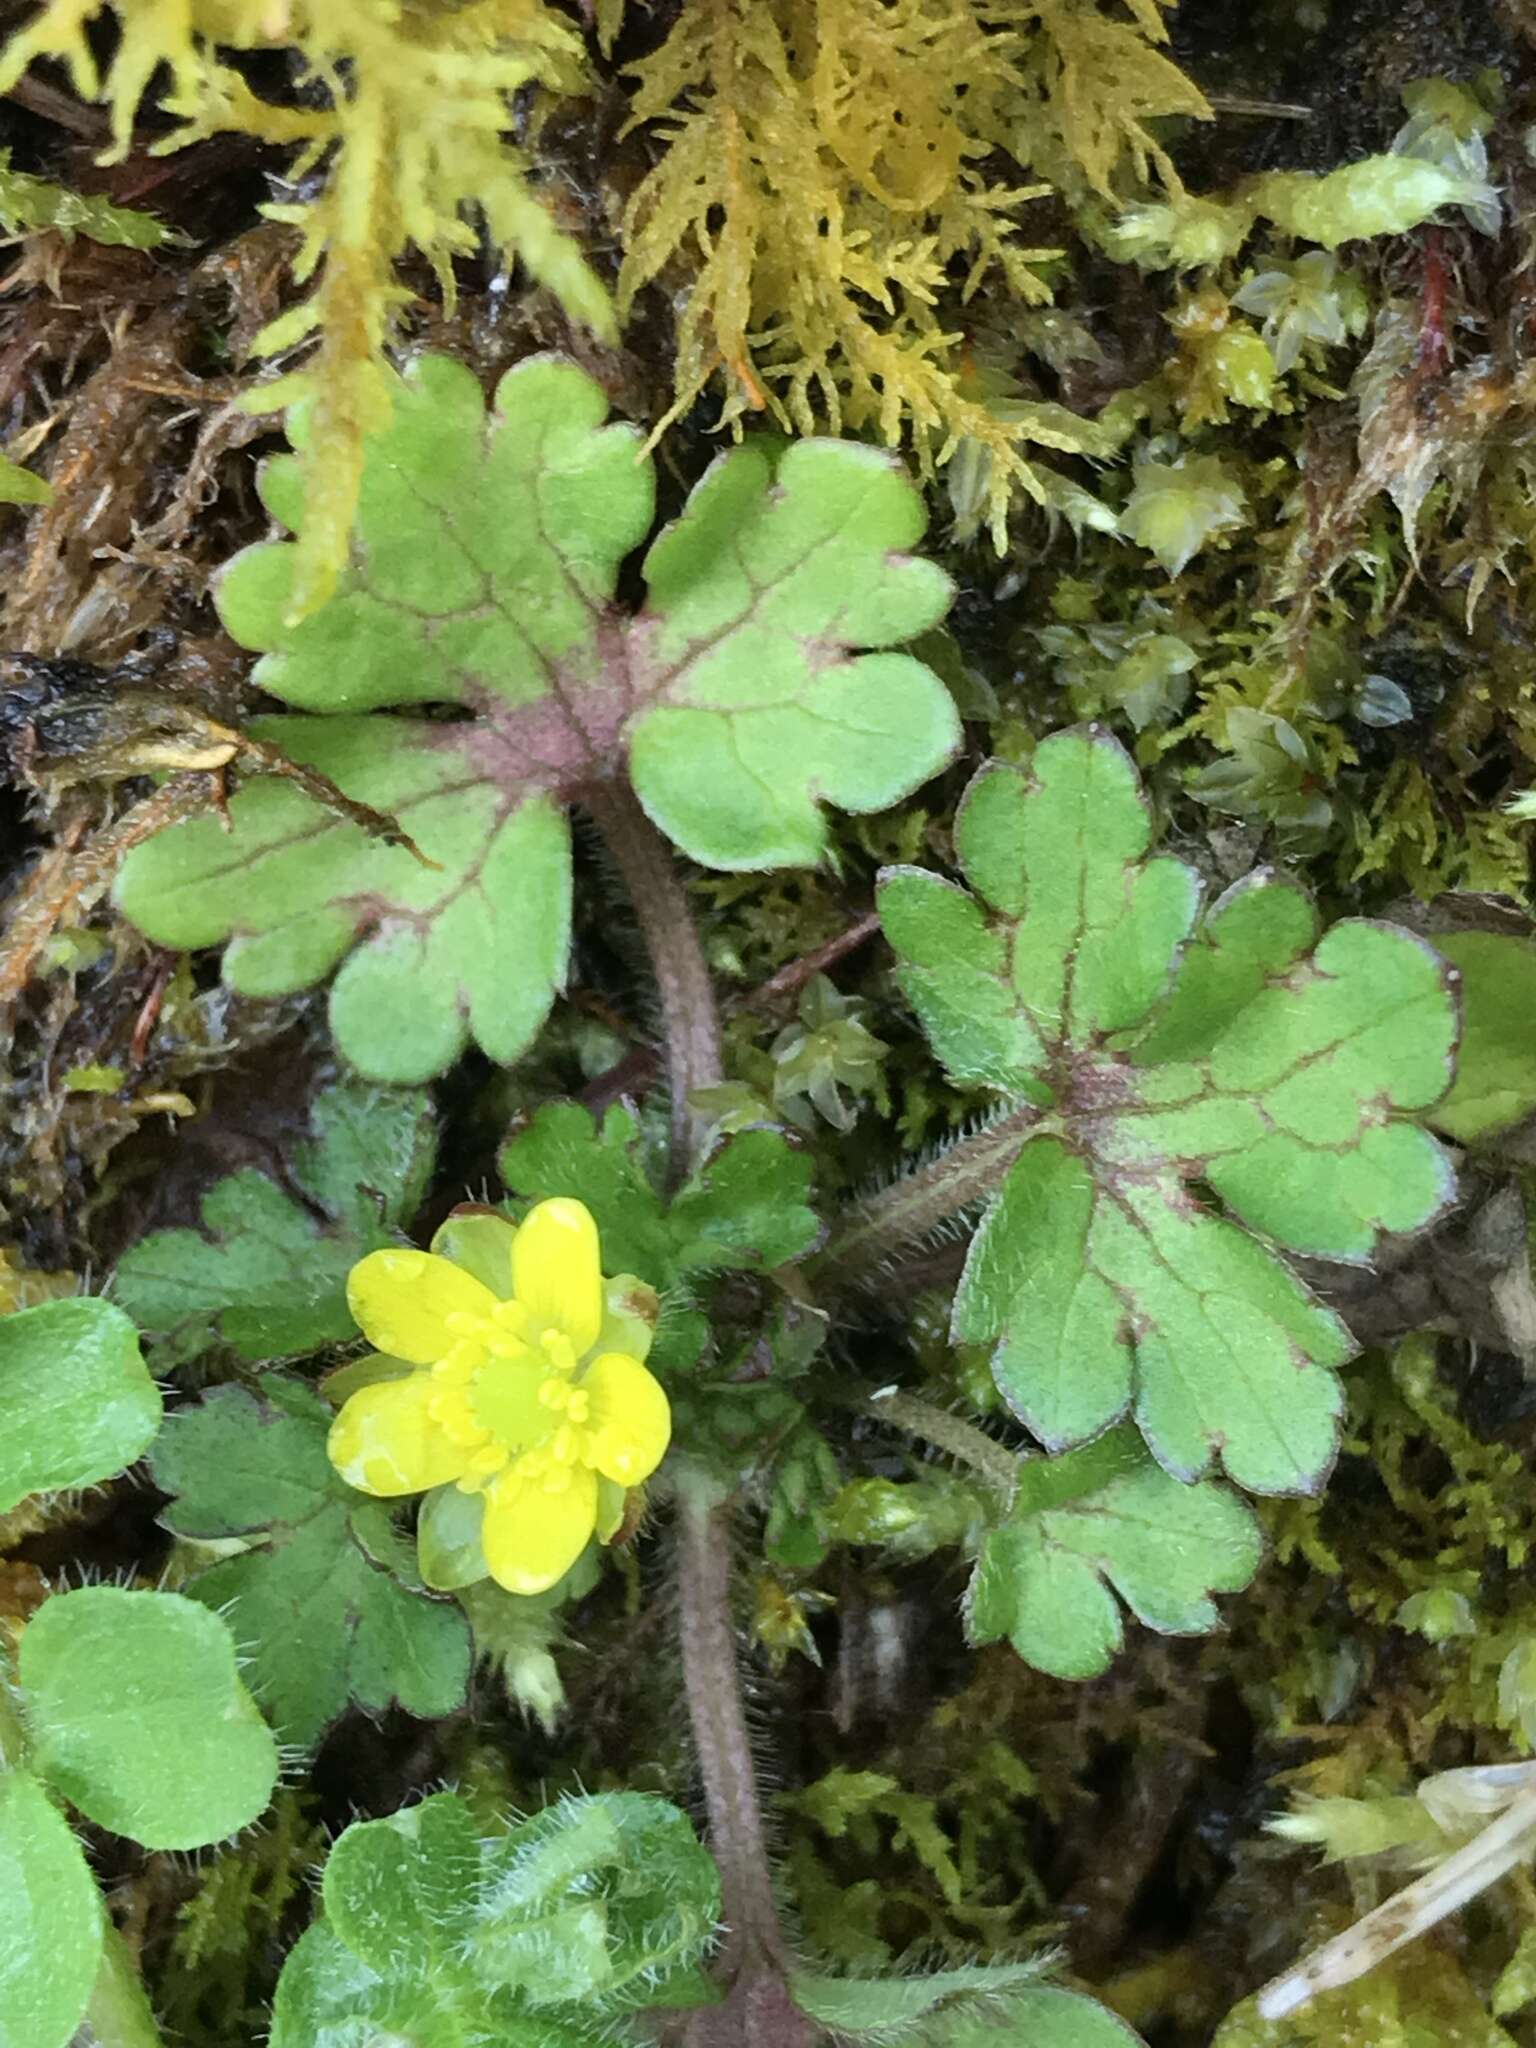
(424, 1301, 599, 1494)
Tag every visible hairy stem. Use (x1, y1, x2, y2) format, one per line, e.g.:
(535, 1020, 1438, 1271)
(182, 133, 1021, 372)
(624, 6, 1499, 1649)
(83, 1926, 169, 2048)
(812, 1103, 1043, 1289)
(853, 1387, 1019, 1497)
(582, 779, 722, 1171)
(675, 1470, 784, 1977)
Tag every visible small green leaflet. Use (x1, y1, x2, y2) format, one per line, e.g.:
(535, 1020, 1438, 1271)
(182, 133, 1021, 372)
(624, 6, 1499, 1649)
(879, 726, 1458, 1497)
(17, 1587, 278, 1850)
(113, 1079, 434, 1361)
(114, 352, 959, 1082)
(0, 1297, 160, 1513)
(269, 1790, 720, 2046)
(1426, 931, 1536, 1144)
(966, 1428, 1262, 1678)
(149, 1376, 471, 1746)
(791, 1969, 1143, 2046)
(500, 1100, 820, 1369)
(0, 453, 50, 507)
(0, 153, 175, 248)
(1118, 455, 1248, 576)
(0, 1771, 102, 2048)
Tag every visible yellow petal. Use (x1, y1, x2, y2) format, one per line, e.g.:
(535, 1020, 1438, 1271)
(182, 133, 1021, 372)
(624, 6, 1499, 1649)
(328, 1372, 467, 1497)
(347, 1248, 498, 1364)
(482, 1460, 598, 1594)
(511, 1199, 603, 1355)
(580, 1352, 671, 1487)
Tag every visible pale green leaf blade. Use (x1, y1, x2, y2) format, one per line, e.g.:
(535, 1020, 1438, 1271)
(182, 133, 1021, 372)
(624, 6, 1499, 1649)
(1131, 871, 1319, 1063)
(115, 716, 571, 1084)
(877, 866, 1047, 1091)
(18, 1588, 278, 1849)
(322, 1794, 483, 1975)
(1104, 1187, 1349, 1492)
(0, 453, 50, 506)
(0, 1298, 160, 1513)
(629, 438, 959, 868)
(1201, 919, 1458, 1257)
(475, 1792, 721, 2007)
(1429, 930, 1536, 1143)
(118, 354, 957, 1076)
(954, 1139, 1133, 1449)
(222, 353, 652, 711)
(269, 1923, 582, 2048)
(0, 1771, 102, 2048)
(950, 735, 1200, 1048)
(888, 732, 1457, 1505)
(966, 1428, 1262, 1678)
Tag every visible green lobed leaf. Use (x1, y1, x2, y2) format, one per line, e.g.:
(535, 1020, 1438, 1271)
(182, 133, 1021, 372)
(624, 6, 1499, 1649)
(0, 1770, 102, 2048)
(1427, 931, 1536, 1144)
(149, 1377, 471, 1745)
(472, 1790, 722, 2008)
(114, 352, 958, 1082)
(112, 1079, 434, 1361)
(270, 1789, 719, 2042)
(17, 1587, 278, 1849)
(269, 1923, 590, 2048)
(965, 1427, 1262, 1678)
(880, 728, 1458, 1498)
(323, 1794, 486, 1982)
(0, 1297, 161, 1513)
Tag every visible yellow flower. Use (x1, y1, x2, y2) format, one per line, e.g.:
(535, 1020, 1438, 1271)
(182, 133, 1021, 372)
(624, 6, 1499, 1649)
(328, 1199, 670, 1596)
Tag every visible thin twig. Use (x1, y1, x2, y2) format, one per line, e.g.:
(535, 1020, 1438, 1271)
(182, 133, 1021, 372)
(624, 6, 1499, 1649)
(3, 78, 109, 141)
(735, 910, 882, 1015)
(1258, 1781, 1536, 2018)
